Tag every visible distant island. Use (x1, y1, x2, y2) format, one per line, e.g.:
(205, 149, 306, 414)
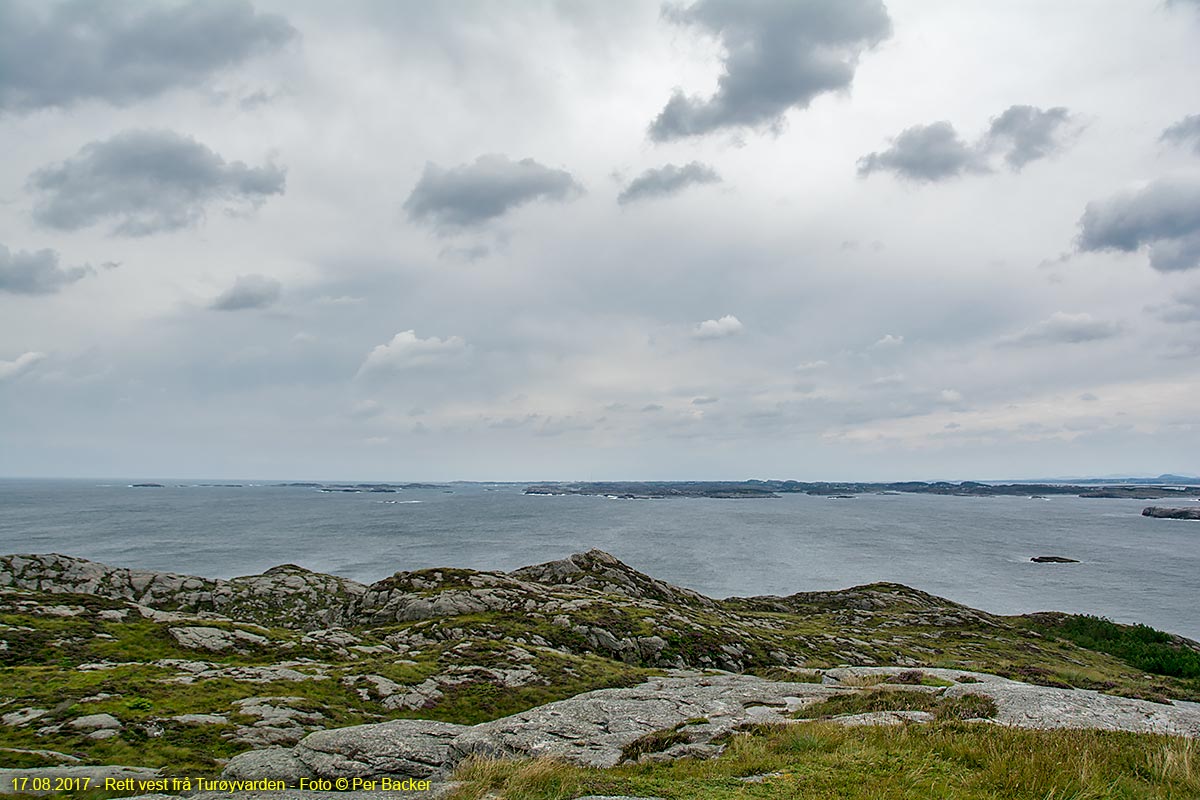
(280, 482, 443, 493)
(524, 479, 1200, 500)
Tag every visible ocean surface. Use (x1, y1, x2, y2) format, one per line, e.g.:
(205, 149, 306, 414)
(1, 479, 1197, 640)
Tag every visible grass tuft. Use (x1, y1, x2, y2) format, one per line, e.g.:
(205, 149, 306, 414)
(620, 728, 692, 762)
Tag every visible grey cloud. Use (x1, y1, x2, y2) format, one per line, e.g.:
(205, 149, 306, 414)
(404, 154, 582, 228)
(860, 105, 1073, 181)
(1001, 312, 1121, 347)
(0, 244, 93, 295)
(210, 274, 282, 311)
(617, 162, 721, 205)
(0, 0, 295, 112)
(29, 129, 286, 236)
(1161, 114, 1200, 155)
(649, 0, 891, 141)
(1076, 177, 1200, 271)
(857, 122, 984, 182)
(692, 396, 719, 405)
(983, 105, 1073, 169)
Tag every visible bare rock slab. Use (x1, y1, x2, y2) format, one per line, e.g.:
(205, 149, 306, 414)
(223, 672, 835, 781)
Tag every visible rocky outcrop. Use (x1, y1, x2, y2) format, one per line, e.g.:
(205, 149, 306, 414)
(0, 555, 366, 629)
(512, 549, 716, 609)
(1031, 556, 1079, 563)
(222, 668, 1200, 784)
(1, 550, 721, 632)
(169, 626, 269, 652)
(1143, 506, 1200, 520)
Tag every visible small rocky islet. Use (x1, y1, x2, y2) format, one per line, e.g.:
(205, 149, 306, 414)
(1, 550, 1199, 798)
(1142, 506, 1200, 521)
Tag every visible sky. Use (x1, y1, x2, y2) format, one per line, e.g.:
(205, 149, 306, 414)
(2, 0, 1199, 482)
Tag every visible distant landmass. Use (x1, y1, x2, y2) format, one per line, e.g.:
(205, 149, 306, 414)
(1020, 474, 1200, 486)
(524, 480, 1200, 500)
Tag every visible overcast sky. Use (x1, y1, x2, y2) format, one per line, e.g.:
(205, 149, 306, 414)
(2, 0, 1199, 481)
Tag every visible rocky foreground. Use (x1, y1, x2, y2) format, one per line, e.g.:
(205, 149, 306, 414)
(2, 550, 1200, 797)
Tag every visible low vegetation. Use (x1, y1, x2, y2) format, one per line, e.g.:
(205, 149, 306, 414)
(793, 688, 997, 722)
(1031, 613, 1200, 680)
(449, 723, 1200, 800)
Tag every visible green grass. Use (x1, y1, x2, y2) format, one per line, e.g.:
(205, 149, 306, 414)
(794, 689, 937, 718)
(449, 723, 1200, 800)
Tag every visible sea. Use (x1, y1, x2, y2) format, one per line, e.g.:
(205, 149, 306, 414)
(1, 479, 1197, 640)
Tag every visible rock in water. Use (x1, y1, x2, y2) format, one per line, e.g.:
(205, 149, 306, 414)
(1142, 507, 1200, 521)
(1031, 556, 1080, 563)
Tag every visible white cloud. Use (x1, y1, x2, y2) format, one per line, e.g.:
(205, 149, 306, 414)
(693, 315, 743, 339)
(938, 389, 963, 403)
(872, 333, 904, 348)
(0, 351, 46, 381)
(358, 330, 468, 374)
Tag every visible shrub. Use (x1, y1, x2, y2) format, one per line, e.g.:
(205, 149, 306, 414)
(1047, 615, 1200, 680)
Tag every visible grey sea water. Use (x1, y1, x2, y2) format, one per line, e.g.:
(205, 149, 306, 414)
(1, 479, 1197, 639)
